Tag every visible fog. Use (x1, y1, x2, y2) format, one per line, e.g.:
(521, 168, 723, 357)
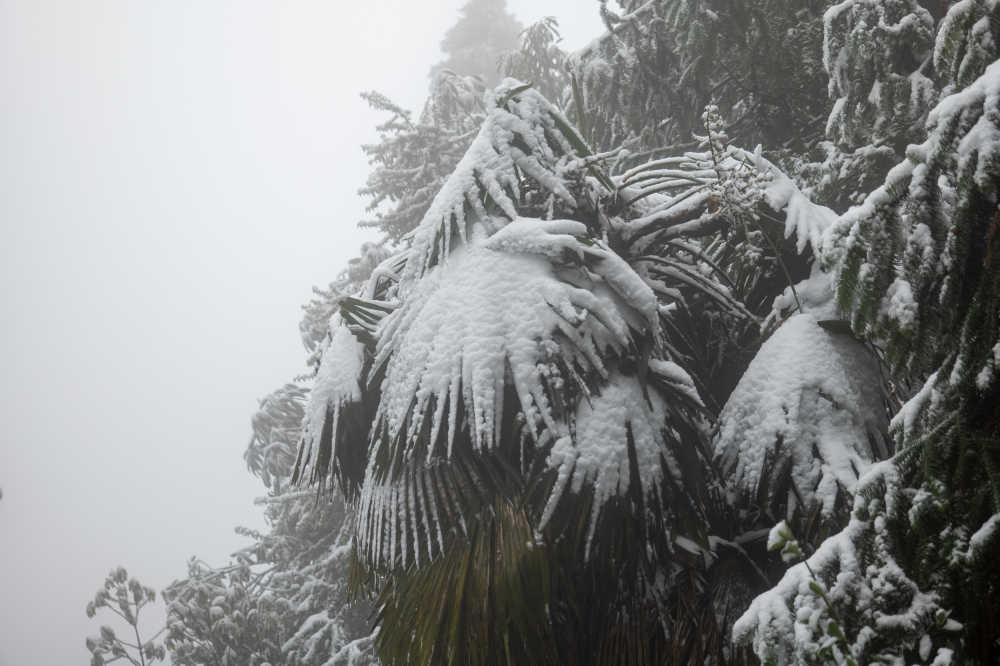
(0, 2, 601, 663)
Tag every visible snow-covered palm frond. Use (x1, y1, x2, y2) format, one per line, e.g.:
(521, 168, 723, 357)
(541, 361, 706, 557)
(763, 165, 839, 258)
(348, 94, 853, 569)
(617, 142, 835, 259)
(714, 314, 889, 523)
(356, 218, 681, 567)
(299, 246, 400, 369)
(608, 124, 841, 414)
(611, 114, 835, 334)
(376, 218, 656, 460)
(294, 250, 405, 497)
(400, 79, 584, 287)
(293, 317, 371, 497)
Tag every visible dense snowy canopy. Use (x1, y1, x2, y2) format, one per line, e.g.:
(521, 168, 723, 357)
(124, 1, 1000, 664)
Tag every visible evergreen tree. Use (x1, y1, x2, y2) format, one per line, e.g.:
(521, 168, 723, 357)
(499, 17, 569, 104)
(430, 0, 523, 87)
(568, 0, 830, 173)
(734, 2, 1000, 662)
(163, 493, 376, 666)
(810, 0, 937, 209)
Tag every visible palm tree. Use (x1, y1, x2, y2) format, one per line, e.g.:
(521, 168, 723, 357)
(289, 80, 877, 665)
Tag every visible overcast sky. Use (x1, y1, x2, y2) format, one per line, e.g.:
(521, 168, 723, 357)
(0, 2, 602, 663)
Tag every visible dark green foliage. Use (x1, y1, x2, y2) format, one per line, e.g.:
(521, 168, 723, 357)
(571, 0, 830, 173)
(738, 464, 966, 664)
(827, 59, 1000, 385)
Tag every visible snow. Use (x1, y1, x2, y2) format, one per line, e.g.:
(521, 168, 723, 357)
(715, 313, 888, 516)
(767, 520, 805, 564)
(767, 521, 791, 552)
(768, 260, 839, 323)
(313, 321, 365, 407)
(382, 243, 561, 455)
(976, 342, 1000, 390)
(889, 371, 938, 440)
(648, 358, 702, 405)
(967, 512, 1000, 555)
(881, 277, 918, 330)
(935, 0, 1000, 79)
(931, 648, 955, 665)
(925, 59, 1000, 165)
(325, 632, 378, 666)
(759, 159, 838, 256)
(483, 217, 589, 258)
(822, 0, 854, 86)
(620, 144, 835, 266)
(823, 156, 915, 267)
